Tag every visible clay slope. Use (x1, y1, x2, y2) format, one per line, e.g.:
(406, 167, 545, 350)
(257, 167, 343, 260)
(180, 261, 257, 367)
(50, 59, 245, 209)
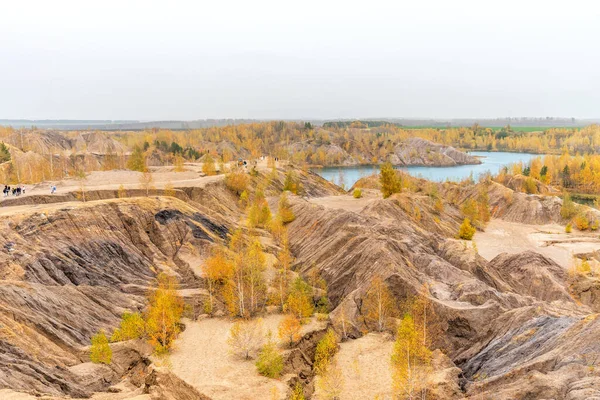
(0, 166, 340, 398)
(391, 137, 481, 166)
(0, 197, 226, 397)
(5, 130, 125, 156)
(287, 192, 600, 399)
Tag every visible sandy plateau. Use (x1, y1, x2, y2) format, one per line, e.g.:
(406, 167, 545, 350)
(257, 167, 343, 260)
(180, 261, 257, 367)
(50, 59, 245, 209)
(476, 219, 600, 268)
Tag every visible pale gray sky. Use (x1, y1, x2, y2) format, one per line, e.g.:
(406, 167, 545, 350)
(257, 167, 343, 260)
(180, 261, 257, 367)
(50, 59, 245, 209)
(1, 0, 599, 120)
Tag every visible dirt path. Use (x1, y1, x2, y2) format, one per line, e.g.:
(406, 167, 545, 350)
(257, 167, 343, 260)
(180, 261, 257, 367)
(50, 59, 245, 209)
(0, 159, 279, 206)
(476, 219, 600, 268)
(314, 333, 394, 400)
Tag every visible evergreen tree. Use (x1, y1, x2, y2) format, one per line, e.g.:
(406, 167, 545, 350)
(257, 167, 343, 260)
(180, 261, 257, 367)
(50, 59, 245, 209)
(0, 142, 10, 163)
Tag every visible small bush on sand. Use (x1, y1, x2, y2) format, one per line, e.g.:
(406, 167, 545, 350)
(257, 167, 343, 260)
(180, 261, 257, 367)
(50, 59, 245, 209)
(255, 333, 283, 378)
(90, 330, 112, 364)
(565, 223, 572, 233)
(458, 218, 476, 240)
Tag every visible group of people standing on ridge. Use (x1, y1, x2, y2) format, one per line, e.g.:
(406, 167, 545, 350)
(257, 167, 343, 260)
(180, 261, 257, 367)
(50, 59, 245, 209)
(2, 185, 25, 197)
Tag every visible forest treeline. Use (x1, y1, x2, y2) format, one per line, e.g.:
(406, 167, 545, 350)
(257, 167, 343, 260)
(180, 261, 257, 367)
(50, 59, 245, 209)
(498, 153, 600, 195)
(2, 122, 600, 184)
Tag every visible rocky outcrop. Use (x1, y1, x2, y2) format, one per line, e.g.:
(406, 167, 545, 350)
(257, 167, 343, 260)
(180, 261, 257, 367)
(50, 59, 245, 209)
(503, 174, 558, 194)
(391, 137, 481, 166)
(445, 180, 565, 225)
(143, 368, 211, 400)
(488, 251, 573, 303)
(287, 135, 479, 167)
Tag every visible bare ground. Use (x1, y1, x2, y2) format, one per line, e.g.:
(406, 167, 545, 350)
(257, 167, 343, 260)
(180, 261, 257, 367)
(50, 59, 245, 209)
(307, 189, 381, 212)
(167, 315, 326, 400)
(0, 159, 279, 200)
(332, 333, 394, 400)
(475, 219, 600, 268)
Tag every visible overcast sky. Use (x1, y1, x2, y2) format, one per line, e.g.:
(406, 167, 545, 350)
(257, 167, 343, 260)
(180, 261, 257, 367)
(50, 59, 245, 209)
(1, 0, 599, 120)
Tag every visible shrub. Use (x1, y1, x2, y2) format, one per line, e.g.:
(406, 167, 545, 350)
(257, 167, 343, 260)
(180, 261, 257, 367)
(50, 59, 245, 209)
(227, 319, 265, 360)
(225, 170, 250, 196)
(461, 199, 479, 225)
(574, 213, 590, 230)
(290, 383, 306, 400)
(561, 192, 578, 220)
(565, 223, 572, 233)
(458, 218, 476, 240)
(524, 177, 537, 194)
(433, 198, 444, 214)
(278, 192, 296, 223)
(579, 259, 592, 274)
(255, 334, 283, 378)
(284, 170, 301, 194)
(248, 197, 272, 228)
(90, 330, 112, 364)
(380, 162, 402, 198)
(239, 190, 249, 207)
(314, 328, 338, 375)
(202, 154, 217, 175)
(111, 312, 145, 342)
(268, 216, 286, 244)
(163, 182, 176, 197)
(286, 277, 314, 319)
(353, 188, 362, 199)
(127, 146, 147, 172)
(117, 184, 127, 198)
(174, 154, 185, 172)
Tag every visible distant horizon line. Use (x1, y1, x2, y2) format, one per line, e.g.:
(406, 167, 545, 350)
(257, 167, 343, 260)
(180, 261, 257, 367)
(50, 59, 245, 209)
(1, 117, 599, 123)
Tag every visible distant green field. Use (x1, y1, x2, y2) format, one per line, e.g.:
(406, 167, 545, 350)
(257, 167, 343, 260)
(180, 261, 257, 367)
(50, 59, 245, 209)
(486, 126, 572, 132)
(403, 126, 575, 132)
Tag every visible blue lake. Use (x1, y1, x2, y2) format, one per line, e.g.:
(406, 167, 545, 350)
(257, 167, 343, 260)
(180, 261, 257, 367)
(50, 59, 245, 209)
(312, 151, 542, 188)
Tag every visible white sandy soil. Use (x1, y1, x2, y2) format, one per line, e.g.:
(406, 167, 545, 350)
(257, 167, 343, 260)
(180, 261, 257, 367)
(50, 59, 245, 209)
(168, 315, 325, 400)
(313, 333, 394, 400)
(476, 219, 600, 268)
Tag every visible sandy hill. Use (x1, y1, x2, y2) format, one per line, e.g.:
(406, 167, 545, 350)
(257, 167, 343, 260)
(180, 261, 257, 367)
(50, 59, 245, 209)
(1, 165, 600, 399)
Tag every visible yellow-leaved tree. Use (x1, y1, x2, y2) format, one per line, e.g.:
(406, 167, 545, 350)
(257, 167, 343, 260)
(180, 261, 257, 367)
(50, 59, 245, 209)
(391, 314, 432, 400)
(273, 232, 292, 310)
(90, 330, 112, 364)
(110, 312, 145, 342)
(380, 162, 402, 198)
(278, 314, 302, 347)
(286, 276, 314, 320)
(203, 247, 233, 315)
(361, 276, 395, 332)
(146, 273, 184, 355)
(314, 328, 344, 399)
(202, 153, 217, 176)
(458, 218, 476, 240)
(139, 171, 154, 196)
(222, 230, 267, 318)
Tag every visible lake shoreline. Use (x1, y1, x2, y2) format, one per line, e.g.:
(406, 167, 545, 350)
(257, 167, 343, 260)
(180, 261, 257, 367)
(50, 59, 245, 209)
(312, 151, 545, 187)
